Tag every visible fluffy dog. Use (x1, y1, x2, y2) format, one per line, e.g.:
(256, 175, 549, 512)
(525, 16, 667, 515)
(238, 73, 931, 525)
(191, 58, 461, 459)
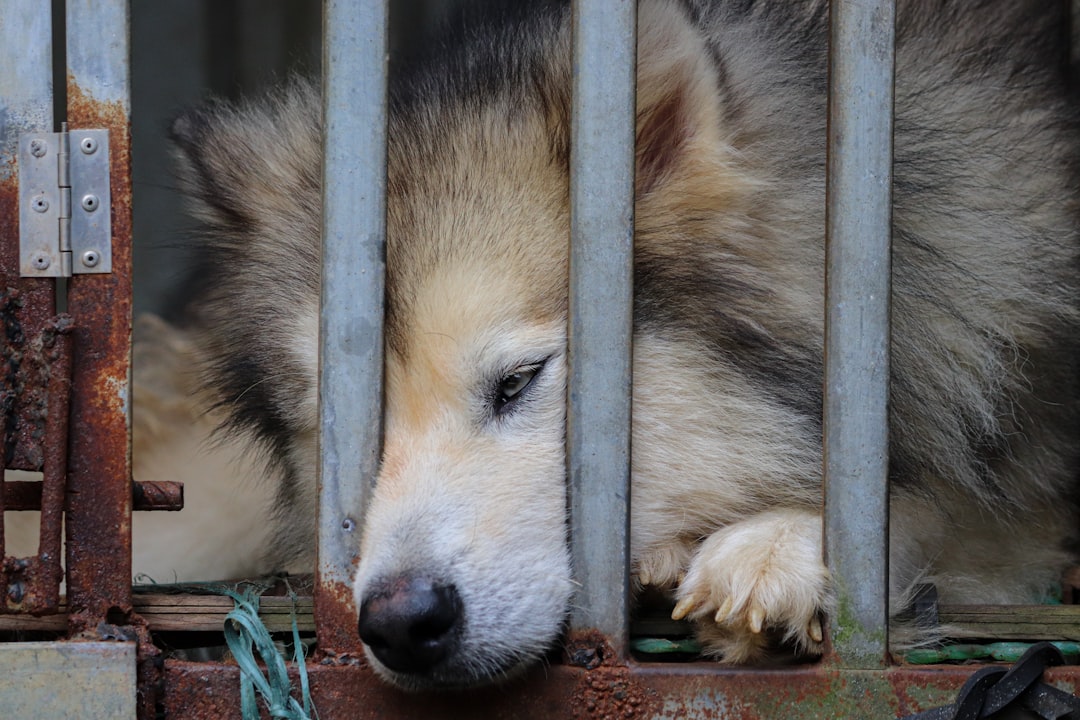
(169, 0, 1080, 690)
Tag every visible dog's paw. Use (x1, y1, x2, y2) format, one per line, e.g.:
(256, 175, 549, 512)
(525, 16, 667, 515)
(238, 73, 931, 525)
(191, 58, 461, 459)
(634, 538, 693, 590)
(672, 508, 829, 663)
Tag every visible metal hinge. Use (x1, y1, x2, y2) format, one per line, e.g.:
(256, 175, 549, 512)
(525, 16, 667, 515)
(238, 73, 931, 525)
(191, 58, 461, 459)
(18, 124, 112, 277)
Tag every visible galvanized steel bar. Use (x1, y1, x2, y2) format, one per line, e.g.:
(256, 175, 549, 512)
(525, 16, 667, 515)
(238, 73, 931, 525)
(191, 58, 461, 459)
(823, 0, 896, 668)
(317, 0, 388, 654)
(64, 0, 135, 622)
(566, 0, 636, 656)
(0, 0, 54, 172)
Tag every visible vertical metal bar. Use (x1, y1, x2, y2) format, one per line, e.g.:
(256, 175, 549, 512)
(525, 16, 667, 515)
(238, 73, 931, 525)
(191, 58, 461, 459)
(64, 0, 134, 622)
(0, 1, 54, 160)
(566, 1, 636, 657)
(34, 320, 72, 609)
(823, 0, 895, 669)
(0, 0, 56, 603)
(318, 0, 388, 654)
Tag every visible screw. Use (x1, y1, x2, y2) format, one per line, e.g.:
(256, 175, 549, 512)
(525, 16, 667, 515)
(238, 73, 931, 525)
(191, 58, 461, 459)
(80, 136, 98, 154)
(81, 250, 100, 268)
(81, 194, 99, 212)
(342, 517, 356, 533)
(31, 195, 49, 213)
(7, 582, 24, 604)
(31, 253, 51, 271)
(29, 139, 47, 158)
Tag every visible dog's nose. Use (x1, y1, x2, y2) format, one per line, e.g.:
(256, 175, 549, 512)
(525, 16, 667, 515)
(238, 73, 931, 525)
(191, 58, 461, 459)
(358, 576, 463, 674)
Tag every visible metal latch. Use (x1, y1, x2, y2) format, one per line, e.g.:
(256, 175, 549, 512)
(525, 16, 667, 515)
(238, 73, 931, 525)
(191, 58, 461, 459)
(18, 124, 112, 277)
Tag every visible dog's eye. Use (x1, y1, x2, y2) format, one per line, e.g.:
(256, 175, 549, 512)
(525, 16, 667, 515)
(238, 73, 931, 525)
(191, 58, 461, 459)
(494, 364, 541, 415)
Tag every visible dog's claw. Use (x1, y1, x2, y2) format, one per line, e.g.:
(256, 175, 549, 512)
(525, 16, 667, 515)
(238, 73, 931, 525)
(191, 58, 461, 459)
(638, 568, 652, 587)
(748, 606, 765, 635)
(808, 615, 823, 644)
(713, 596, 734, 624)
(671, 595, 699, 621)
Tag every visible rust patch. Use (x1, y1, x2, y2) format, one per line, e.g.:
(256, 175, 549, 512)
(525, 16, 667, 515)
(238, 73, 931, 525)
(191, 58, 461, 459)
(62, 74, 134, 628)
(5, 479, 182, 511)
(1, 136, 75, 616)
(4, 316, 74, 614)
(130, 481, 184, 511)
(159, 659, 1016, 719)
(564, 630, 662, 719)
(62, 73, 150, 710)
(314, 577, 365, 660)
(571, 666, 661, 720)
(565, 628, 621, 670)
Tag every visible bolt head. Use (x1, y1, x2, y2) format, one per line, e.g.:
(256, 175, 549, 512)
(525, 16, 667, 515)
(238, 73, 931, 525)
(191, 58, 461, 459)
(81, 250, 100, 268)
(31, 253, 51, 270)
(80, 136, 98, 154)
(31, 195, 49, 213)
(29, 139, 47, 158)
(81, 194, 99, 212)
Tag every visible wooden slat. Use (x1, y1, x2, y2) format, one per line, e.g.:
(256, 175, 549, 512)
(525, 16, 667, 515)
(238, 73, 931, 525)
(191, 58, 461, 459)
(0, 594, 315, 633)
(938, 605, 1080, 641)
(2, 597, 1075, 643)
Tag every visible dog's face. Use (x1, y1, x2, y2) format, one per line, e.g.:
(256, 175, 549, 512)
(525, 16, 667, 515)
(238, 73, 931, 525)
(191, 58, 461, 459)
(169, 0, 727, 690)
(351, 99, 577, 688)
(352, 0, 729, 688)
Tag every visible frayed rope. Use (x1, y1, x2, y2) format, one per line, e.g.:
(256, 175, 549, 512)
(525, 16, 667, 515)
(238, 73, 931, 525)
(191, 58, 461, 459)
(221, 579, 318, 720)
(135, 577, 318, 720)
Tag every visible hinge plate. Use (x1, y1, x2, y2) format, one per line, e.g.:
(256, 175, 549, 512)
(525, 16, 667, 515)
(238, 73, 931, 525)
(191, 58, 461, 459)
(18, 129, 112, 277)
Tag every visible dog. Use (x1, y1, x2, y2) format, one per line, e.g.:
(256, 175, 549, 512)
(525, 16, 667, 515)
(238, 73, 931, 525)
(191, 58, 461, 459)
(168, 0, 1080, 690)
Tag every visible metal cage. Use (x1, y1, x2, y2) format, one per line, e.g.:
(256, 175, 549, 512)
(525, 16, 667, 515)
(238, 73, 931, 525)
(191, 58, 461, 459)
(2, 0, 1080, 717)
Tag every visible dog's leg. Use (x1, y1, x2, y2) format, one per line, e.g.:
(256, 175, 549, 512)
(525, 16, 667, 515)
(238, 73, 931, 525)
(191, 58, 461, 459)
(672, 507, 828, 663)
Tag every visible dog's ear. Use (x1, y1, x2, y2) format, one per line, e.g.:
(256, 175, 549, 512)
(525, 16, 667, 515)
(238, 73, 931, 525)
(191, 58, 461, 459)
(169, 82, 322, 240)
(169, 102, 252, 235)
(635, 0, 726, 197)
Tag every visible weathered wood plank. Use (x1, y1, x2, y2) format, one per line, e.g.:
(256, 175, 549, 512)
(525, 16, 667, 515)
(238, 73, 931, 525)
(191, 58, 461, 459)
(938, 605, 1080, 641)
(0, 594, 315, 633)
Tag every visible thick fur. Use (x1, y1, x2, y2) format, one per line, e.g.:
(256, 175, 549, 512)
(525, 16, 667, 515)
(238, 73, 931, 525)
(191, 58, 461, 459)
(170, 0, 1080, 689)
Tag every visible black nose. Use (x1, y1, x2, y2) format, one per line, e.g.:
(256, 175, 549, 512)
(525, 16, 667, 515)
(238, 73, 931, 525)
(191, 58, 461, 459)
(358, 576, 463, 674)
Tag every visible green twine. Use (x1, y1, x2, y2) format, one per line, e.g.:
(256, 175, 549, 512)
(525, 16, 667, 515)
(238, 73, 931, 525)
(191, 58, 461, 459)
(631, 636, 702, 655)
(220, 581, 318, 720)
(901, 641, 1080, 665)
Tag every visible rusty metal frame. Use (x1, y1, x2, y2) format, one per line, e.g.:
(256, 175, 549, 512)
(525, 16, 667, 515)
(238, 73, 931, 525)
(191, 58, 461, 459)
(0, 0, 73, 618)
(156, 661, 1080, 718)
(0, 1, 170, 717)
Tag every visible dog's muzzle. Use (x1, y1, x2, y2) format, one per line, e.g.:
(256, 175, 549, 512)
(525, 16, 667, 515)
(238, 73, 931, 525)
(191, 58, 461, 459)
(357, 575, 464, 675)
